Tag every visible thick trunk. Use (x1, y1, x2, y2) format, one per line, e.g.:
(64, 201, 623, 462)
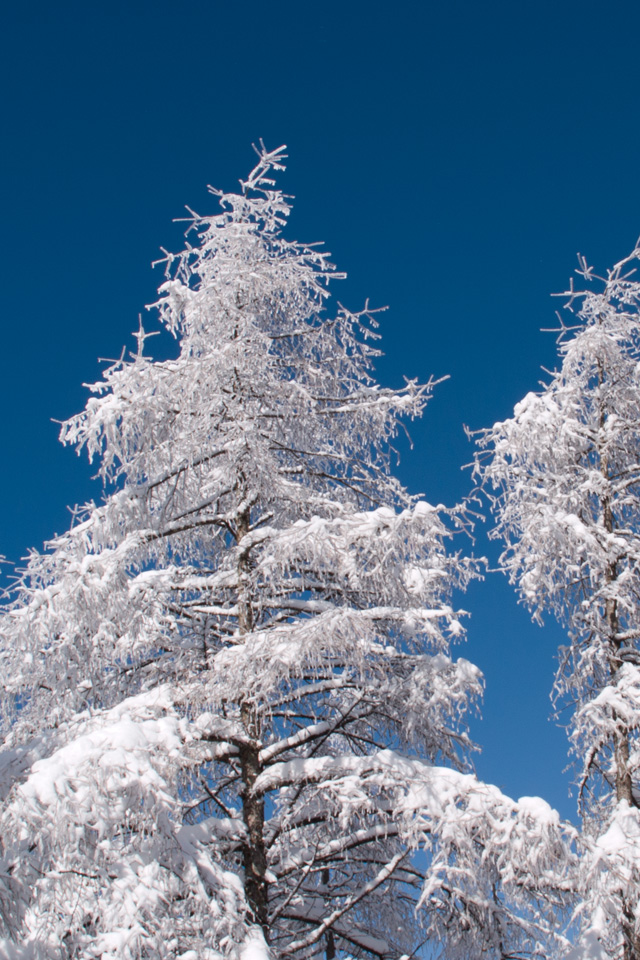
(322, 869, 336, 960)
(239, 728, 269, 931)
(237, 505, 269, 934)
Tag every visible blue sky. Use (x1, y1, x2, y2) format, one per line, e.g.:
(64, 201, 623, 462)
(2, 0, 640, 821)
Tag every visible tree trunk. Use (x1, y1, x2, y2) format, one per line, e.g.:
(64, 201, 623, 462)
(237, 505, 269, 934)
(598, 372, 634, 809)
(602, 437, 637, 958)
(239, 728, 269, 932)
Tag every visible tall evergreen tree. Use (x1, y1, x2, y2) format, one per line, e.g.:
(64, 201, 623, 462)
(475, 245, 640, 959)
(0, 145, 573, 960)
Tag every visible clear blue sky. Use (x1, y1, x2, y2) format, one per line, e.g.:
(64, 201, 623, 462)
(2, 0, 640, 821)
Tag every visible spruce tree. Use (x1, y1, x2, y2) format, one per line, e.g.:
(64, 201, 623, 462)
(475, 245, 640, 959)
(0, 145, 573, 960)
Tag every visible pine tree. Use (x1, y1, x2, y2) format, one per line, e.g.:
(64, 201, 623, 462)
(474, 245, 640, 959)
(0, 145, 573, 960)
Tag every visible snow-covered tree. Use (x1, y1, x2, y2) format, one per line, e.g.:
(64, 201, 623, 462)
(0, 145, 574, 960)
(474, 245, 640, 959)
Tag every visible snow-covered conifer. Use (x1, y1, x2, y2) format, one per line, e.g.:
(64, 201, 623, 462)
(474, 245, 640, 959)
(0, 145, 573, 959)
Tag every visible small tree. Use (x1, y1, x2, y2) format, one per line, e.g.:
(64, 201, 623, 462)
(474, 245, 640, 959)
(0, 145, 573, 959)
